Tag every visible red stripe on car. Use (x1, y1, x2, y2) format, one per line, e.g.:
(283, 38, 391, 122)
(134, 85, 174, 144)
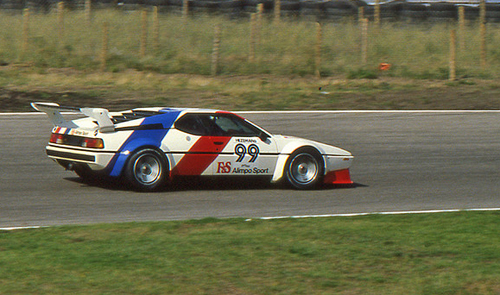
(171, 136, 231, 176)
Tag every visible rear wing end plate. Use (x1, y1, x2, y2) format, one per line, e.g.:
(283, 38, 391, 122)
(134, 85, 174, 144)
(31, 102, 115, 133)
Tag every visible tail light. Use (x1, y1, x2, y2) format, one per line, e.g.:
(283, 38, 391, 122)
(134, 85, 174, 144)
(50, 133, 65, 144)
(49, 133, 104, 149)
(82, 138, 104, 149)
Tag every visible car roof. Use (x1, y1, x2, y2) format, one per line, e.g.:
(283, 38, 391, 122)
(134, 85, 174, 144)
(109, 107, 243, 125)
(128, 107, 231, 114)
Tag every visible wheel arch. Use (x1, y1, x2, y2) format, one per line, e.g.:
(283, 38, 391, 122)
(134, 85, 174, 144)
(125, 145, 170, 171)
(108, 139, 170, 178)
(271, 144, 326, 183)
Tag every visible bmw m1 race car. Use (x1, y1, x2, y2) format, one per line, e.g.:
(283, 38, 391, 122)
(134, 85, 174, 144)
(32, 102, 353, 191)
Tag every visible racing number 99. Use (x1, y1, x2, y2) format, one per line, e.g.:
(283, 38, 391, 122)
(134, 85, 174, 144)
(235, 144, 259, 162)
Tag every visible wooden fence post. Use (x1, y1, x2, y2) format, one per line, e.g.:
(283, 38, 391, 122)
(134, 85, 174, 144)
(458, 6, 465, 52)
(249, 13, 256, 62)
(274, 0, 281, 24)
(361, 18, 368, 65)
(257, 3, 263, 44)
(479, 0, 486, 69)
(140, 9, 148, 58)
(479, 0, 486, 25)
(374, 0, 380, 30)
(182, 0, 189, 21)
(449, 29, 456, 81)
(57, 1, 64, 45)
(315, 22, 322, 78)
(101, 22, 109, 72)
(257, 3, 263, 21)
(85, 0, 92, 24)
(21, 8, 30, 60)
(480, 22, 486, 69)
(153, 7, 159, 54)
(211, 24, 222, 76)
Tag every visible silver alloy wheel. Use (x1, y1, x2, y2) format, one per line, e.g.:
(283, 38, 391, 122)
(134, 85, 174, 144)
(289, 153, 319, 185)
(133, 154, 162, 185)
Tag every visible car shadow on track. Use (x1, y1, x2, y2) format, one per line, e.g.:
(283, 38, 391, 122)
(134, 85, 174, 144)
(64, 176, 364, 192)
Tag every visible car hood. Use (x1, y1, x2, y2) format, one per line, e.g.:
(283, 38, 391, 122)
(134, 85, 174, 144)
(272, 135, 352, 156)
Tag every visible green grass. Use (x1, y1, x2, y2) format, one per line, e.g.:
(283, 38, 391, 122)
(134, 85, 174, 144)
(1, 211, 500, 294)
(1, 10, 500, 79)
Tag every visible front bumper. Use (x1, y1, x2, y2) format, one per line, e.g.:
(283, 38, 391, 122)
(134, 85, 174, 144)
(323, 155, 354, 184)
(323, 169, 353, 184)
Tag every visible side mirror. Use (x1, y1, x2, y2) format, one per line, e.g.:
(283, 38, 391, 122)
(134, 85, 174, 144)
(259, 132, 269, 142)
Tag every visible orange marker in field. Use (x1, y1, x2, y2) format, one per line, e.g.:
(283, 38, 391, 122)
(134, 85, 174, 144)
(378, 63, 391, 71)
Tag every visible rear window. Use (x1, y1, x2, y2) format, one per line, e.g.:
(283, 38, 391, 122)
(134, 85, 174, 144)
(111, 111, 160, 124)
(174, 114, 207, 136)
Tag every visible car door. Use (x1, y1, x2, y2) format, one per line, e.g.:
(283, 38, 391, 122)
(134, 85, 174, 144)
(204, 113, 279, 177)
(165, 113, 232, 176)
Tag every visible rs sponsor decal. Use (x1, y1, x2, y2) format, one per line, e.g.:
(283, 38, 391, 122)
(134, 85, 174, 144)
(217, 161, 231, 174)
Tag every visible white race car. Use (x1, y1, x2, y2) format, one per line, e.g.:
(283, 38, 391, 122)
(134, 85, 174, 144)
(32, 102, 353, 191)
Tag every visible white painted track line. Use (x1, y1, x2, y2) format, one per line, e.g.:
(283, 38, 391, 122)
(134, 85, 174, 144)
(0, 226, 43, 231)
(3, 208, 500, 230)
(254, 208, 500, 220)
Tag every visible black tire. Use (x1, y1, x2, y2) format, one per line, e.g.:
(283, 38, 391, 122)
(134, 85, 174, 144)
(71, 163, 111, 184)
(125, 148, 168, 192)
(285, 148, 324, 190)
(74, 165, 96, 181)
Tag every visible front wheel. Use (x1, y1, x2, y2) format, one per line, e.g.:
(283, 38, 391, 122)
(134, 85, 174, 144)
(285, 148, 323, 190)
(125, 149, 168, 191)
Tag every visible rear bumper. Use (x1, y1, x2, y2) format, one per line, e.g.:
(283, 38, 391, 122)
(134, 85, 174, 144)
(47, 149, 96, 162)
(46, 145, 116, 171)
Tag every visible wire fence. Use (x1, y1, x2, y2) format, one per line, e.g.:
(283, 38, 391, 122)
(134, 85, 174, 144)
(2, 0, 500, 23)
(1, 1, 499, 79)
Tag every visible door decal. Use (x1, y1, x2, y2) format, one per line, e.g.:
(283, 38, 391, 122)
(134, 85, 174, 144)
(170, 136, 231, 176)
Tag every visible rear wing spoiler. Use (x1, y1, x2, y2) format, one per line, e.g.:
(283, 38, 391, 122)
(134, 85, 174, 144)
(31, 102, 115, 133)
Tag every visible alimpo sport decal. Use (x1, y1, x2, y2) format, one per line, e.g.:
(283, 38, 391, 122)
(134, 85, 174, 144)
(217, 162, 270, 175)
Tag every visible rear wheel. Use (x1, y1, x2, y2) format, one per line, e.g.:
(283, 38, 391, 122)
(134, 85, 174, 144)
(285, 148, 324, 190)
(74, 165, 96, 181)
(125, 149, 168, 191)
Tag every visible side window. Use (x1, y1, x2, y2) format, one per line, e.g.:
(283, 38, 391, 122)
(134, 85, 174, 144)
(212, 114, 261, 137)
(174, 114, 207, 136)
(214, 116, 241, 134)
(176, 113, 264, 137)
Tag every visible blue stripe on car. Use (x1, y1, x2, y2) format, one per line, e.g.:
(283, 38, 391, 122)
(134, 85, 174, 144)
(107, 110, 182, 177)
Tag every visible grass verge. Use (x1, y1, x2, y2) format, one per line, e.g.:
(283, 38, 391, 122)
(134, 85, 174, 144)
(2, 68, 500, 112)
(1, 211, 500, 294)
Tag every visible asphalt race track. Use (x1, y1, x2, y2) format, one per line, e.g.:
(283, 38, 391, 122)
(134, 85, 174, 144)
(1, 111, 499, 228)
